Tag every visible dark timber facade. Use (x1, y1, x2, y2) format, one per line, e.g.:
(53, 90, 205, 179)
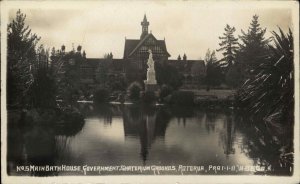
(72, 15, 206, 89)
(124, 15, 171, 83)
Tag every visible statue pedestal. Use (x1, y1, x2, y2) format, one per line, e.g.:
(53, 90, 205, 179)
(144, 83, 158, 91)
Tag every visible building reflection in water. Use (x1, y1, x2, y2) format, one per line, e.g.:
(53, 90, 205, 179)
(122, 105, 239, 163)
(7, 104, 293, 176)
(123, 105, 171, 164)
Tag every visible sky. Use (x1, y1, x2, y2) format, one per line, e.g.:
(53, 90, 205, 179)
(8, 1, 294, 60)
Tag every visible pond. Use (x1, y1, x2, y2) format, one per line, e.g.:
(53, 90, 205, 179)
(7, 104, 293, 176)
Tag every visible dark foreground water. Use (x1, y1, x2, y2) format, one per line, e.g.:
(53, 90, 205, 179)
(7, 104, 293, 176)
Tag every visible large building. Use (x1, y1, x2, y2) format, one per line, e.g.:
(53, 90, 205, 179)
(123, 15, 171, 82)
(55, 15, 206, 90)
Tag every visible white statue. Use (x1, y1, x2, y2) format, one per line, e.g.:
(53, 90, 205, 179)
(149, 49, 153, 59)
(147, 50, 154, 70)
(144, 49, 157, 85)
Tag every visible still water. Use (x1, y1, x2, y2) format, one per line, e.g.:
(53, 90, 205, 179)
(7, 104, 293, 176)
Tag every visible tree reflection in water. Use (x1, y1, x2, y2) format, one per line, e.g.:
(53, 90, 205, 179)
(222, 113, 236, 156)
(7, 110, 85, 176)
(234, 114, 293, 175)
(7, 104, 293, 176)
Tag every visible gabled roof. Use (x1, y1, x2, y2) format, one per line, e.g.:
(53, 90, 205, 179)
(123, 39, 140, 59)
(123, 33, 170, 58)
(128, 33, 156, 56)
(157, 40, 170, 56)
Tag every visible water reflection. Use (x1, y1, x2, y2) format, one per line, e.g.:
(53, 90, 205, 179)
(7, 104, 293, 176)
(7, 123, 59, 176)
(123, 105, 171, 164)
(7, 110, 84, 176)
(221, 114, 235, 156)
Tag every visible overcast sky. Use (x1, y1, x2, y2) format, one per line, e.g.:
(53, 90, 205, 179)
(9, 1, 293, 60)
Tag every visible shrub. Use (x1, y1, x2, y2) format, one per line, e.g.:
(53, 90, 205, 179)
(159, 84, 173, 100)
(170, 91, 194, 106)
(143, 91, 156, 104)
(93, 88, 109, 104)
(128, 82, 142, 101)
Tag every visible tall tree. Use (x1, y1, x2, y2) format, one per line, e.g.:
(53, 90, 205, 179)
(238, 15, 270, 79)
(225, 64, 242, 88)
(238, 28, 293, 123)
(28, 44, 58, 109)
(59, 51, 83, 103)
(7, 9, 40, 108)
(217, 24, 239, 67)
(204, 49, 223, 91)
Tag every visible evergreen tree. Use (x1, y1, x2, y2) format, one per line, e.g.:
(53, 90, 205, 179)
(59, 51, 83, 103)
(50, 46, 85, 103)
(238, 28, 293, 124)
(177, 55, 181, 61)
(61, 45, 66, 53)
(183, 53, 187, 61)
(51, 47, 56, 58)
(77, 45, 82, 52)
(225, 65, 241, 88)
(217, 24, 239, 67)
(204, 49, 223, 91)
(238, 15, 270, 78)
(103, 52, 113, 59)
(7, 9, 40, 107)
(82, 50, 86, 58)
(29, 43, 58, 109)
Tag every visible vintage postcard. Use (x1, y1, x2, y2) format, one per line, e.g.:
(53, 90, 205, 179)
(1, 1, 299, 184)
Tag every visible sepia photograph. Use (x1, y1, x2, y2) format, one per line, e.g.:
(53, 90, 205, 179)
(1, 1, 299, 184)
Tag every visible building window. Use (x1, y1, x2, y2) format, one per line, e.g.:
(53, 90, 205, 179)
(146, 38, 155, 45)
(141, 46, 147, 52)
